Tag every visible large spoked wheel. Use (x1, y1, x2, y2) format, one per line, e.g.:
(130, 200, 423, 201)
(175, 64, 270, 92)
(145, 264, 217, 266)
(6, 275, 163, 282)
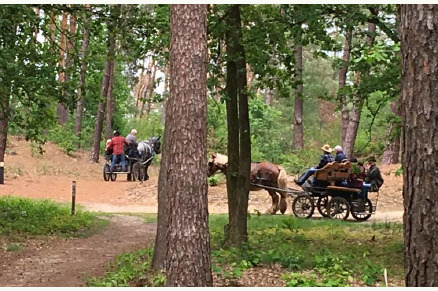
(133, 163, 145, 182)
(103, 164, 110, 181)
(292, 194, 315, 219)
(317, 195, 330, 217)
(351, 198, 373, 221)
(327, 197, 350, 220)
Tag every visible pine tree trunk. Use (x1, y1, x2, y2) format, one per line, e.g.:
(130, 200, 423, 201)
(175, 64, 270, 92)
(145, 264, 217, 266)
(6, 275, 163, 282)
(293, 44, 304, 150)
(145, 63, 157, 115)
(339, 29, 352, 147)
(265, 88, 273, 105)
(140, 60, 156, 116)
(344, 14, 377, 159)
(381, 100, 401, 164)
(57, 12, 68, 126)
(401, 4, 438, 286)
(105, 60, 116, 140)
(74, 5, 91, 148)
(89, 29, 115, 163)
(163, 4, 212, 286)
(161, 64, 170, 122)
(0, 97, 9, 164)
(224, 4, 250, 247)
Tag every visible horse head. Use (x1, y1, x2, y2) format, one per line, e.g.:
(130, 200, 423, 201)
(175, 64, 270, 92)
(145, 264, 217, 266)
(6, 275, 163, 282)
(207, 153, 228, 177)
(148, 136, 161, 154)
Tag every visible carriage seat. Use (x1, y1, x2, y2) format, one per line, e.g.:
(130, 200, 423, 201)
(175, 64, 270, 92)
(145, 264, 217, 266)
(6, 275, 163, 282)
(314, 161, 353, 185)
(327, 185, 361, 193)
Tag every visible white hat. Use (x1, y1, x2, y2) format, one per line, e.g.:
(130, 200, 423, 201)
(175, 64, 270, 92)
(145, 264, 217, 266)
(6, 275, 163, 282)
(131, 129, 137, 134)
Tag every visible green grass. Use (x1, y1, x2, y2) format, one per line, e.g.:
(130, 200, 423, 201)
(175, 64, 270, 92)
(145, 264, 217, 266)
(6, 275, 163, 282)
(0, 196, 107, 238)
(90, 213, 403, 287)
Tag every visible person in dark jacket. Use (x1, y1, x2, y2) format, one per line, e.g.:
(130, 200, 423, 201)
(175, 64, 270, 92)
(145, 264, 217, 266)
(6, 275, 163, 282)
(357, 156, 384, 210)
(294, 144, 334, 186)
(334, 145, 348, 163)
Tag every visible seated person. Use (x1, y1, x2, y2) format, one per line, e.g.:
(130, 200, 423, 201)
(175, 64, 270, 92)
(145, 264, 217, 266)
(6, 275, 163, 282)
(358, 156, 384, 201)
(105, 139, 113, 160)
(294, 144, 334, 186)
(334, 145, 348, 163)
(107, 130, 129, 172)
(125, 129, 138, 157)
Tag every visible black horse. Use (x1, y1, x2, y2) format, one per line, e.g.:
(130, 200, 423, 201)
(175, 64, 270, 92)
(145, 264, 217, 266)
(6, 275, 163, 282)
(134, 136, 161, 181)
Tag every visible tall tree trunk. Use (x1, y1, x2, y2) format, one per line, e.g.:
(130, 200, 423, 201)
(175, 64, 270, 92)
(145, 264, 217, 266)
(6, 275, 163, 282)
(293, 43, 304, 150)
(0, 98, 9, 164)
(265, 88, 273, 105)
(401, 4, 438, 286)
(381, 99, 401, 164)
(224, 4, 250, 247)
(161, 64, 170, 122)
(339, 29, 352, 147)
(89, 28, 116, 163)
(145, 63, 157, 115)
(343, 12, 377, 159)
(140, 60, 156, 116)
(105, 60, 116, 140)
(57, 12, 68, 126)
(74, 4, 91, 148)
(62, 10, 77, 121)
(162, 4, 211, 286)
(135, 59, 145, 108)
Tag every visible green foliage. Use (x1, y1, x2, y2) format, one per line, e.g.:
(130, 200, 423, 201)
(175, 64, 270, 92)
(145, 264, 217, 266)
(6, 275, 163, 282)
(47, 125, 80, 156)
(0, 196, 102, 237)
(208, 176, 218, 187)
(86, 248, 165, 287)
(394, 166, 403, 177)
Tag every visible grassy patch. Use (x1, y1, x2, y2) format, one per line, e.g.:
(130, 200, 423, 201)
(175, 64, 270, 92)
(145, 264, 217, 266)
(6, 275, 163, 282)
(0, 196, 106, 238)
(86, 248, 165, 287)
(87, 214, 403, 287)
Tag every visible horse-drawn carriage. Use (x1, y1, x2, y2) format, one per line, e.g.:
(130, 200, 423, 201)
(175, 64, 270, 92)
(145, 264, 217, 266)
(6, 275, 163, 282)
(208, 153, 379, 222)
(103, 136, 161, 182)
(290, 160, 378, 221)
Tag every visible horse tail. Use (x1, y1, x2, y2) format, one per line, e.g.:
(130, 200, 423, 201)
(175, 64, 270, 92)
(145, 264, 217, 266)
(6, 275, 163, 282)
(277, 166, 288, 191)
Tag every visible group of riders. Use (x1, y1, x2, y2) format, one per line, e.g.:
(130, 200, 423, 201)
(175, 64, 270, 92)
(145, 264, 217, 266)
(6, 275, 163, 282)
(294, 144, 384, 202)
(105, 129, 152, 173)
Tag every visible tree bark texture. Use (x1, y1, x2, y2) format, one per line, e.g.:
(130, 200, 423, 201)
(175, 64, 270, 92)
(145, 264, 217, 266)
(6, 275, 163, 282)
(265, 88, 273, 105)
(89, 29, 115, 163)
(145, 63, 157, 116)
(0, 97, 9, 163)
(340, 29, 352, 146)
(105, 60, 116, 140)
(74, 5, 91, 147)
(293, 44, 304, 150)
(344, 14, 377, 159)
(381, 100, 401, 164)
(224, 4, 251, 247)
(163, 4, 212, 287)
(57, 12, 68, 126)
(401, 4, 438, 287)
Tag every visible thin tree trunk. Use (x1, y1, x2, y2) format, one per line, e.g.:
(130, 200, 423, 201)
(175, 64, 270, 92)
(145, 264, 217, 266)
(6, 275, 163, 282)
(163, 4, 211, 286)
(140, 60, 155, 116)
(62, 10, 77, 119)
(145, 63, 157, 115)
(401, 4, 438, 287)
(161, 64, 169, 122)
(293, 43, 304, 150)
(265, 88, 273, 105)
(57, 12, 68, 125)
(224, 4, 250, 247)
(105, 60, 116, 140)
(0, 98, 9, 164)
(135, 59, 145, 108)
(381, 99, 401, 164)
(89, 28, 115, 163)
(74, 4, 91, 147)
(340, 29, 352, 147)
(344, 13, 377, 159)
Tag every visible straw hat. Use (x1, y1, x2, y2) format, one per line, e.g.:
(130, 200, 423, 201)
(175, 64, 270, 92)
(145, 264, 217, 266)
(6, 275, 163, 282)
(321, 144, 333, 153)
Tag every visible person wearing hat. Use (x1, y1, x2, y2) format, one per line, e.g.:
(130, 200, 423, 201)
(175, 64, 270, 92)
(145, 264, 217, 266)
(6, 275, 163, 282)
(294, 144, 334, 186)
(357, 156, 384, 210)
(126, 129, 138, 157)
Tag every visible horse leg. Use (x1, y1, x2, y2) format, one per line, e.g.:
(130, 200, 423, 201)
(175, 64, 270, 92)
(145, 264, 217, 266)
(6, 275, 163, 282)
(278, 192, 288, 214)
(265, 190, 279, 215)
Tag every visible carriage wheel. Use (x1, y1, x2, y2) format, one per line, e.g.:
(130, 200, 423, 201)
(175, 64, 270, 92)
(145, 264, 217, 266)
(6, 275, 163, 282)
(110, 173, 117, 181)
(103, 164, 110, 181)
(327, 197, 350, 220)
(292, 194, 315, 219)
(351, 198, 373, 221)
(317, 195, 330, 217)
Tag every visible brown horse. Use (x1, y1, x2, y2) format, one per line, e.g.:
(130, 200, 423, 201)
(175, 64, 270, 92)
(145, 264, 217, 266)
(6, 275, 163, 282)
(207, 153, 289, 214)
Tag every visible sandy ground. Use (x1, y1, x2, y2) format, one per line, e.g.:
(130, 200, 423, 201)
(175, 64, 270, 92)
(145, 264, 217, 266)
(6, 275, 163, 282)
(0, 137, 405, 287)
